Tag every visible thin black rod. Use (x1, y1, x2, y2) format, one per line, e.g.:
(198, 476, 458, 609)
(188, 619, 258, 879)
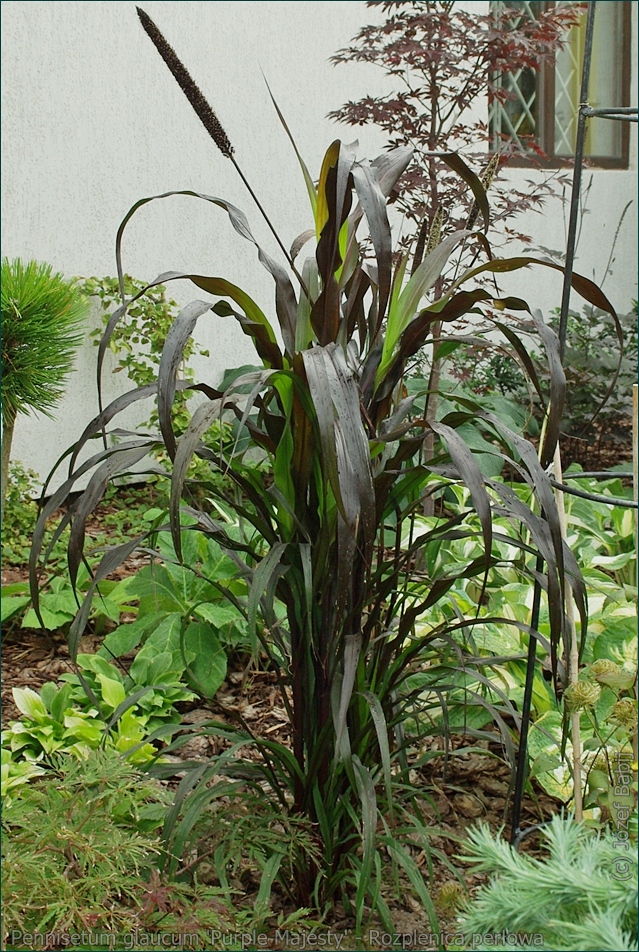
(550, 479, 638, 509)
(558, 3, 597, 362)
(511, 4, 598, 847)
(510, 554, 544, 844)
(582, 107, 637, 114)
(583, 116, 637, 123)
(582, 106, 638, 121)
(562, 471, 633, 480)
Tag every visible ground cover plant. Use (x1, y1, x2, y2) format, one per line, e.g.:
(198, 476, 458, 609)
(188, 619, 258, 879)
(1, 463, 47, 568)
(2, 748, 269, 951)
(20, 6, 628, 938)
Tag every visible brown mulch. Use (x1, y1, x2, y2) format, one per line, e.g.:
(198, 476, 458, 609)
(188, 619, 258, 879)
(1, 618, 559, 832)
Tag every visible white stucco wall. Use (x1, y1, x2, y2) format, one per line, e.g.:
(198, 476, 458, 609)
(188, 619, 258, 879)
(2, 1, 637, 491)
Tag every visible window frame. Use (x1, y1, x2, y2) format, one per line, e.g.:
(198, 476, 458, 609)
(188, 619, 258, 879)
(491, 0, 632, 170)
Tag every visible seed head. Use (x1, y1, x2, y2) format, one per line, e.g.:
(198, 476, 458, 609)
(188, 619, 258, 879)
(564, 680, 601, 712)
(467, 153, 501, 230)
(136, 7, 234, 158)
(426, 206, 444, 256)
(611, 698, 638, 731)
(589, 750, 610, 774)
(589, 658, 621, 679)
(436, 881, 466, 913)
(588, 658, 636, 691)
(480, 152, 501, 190)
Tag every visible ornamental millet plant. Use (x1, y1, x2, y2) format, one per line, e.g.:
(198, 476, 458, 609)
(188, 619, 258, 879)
(33, 7, 617, 917)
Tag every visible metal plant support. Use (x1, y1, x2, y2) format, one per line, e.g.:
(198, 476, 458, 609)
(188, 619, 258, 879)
(510, 0, 638, 846)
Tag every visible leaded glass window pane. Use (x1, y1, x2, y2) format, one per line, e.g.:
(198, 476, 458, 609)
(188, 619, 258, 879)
(489, 1, 628, 163)
(554, 1, 625, 158)
(489, 1, 543, 153)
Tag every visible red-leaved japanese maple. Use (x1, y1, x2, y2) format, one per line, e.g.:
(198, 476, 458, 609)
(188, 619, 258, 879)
(330, 0, 580, 251)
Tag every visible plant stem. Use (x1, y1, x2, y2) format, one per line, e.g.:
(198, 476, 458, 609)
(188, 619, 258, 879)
(1, 413, 16, 511)
(229, 156, 310, 299)
(423, 276, 445, 516)
(553, 443, 582, 821)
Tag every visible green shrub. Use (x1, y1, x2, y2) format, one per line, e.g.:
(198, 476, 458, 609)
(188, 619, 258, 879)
(1, 258, 89, 504)
(2, 748, 253, 950)
(447, 303, 638, 449)
(1, 462, 42, 566)
(2, 749, 166, 940)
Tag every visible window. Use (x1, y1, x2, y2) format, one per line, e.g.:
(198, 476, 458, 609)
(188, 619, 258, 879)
(489, 1, 631, 167)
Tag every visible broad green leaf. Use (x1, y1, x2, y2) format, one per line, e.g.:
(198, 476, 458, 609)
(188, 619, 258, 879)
(98, 612, 166, 658)
(593, 618, 638, 667)
(12, 687, 47, 721)
(44, 592, 83, 615)
(527, 711, 573, 800)
(50, 683, 74, 724)
(1, 596, 30, 622)
(143, 613, 184, 654)
(434, 703, 494, 731)
(146, 651, 180, 684)
(77, 653, 124, 682)
(21, 606, 73, 630)
(202, 540, 240, 581)
(591, 666, 636, 692)
(183, 622, 227, 698)
(63, 714, 104, 745)
(194, 603, 243, 628)
(39, 682, 58, 712)
(96, 674, 126, 710)
(0, 582, 29, 596)
(530, 751, 562, 777)
(112, 709, 157, 764)
(93, 596, 123, 624)
(120, 564, 186, 613)
(591, 552, 635, 570)
(128, 615, 184, 683)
